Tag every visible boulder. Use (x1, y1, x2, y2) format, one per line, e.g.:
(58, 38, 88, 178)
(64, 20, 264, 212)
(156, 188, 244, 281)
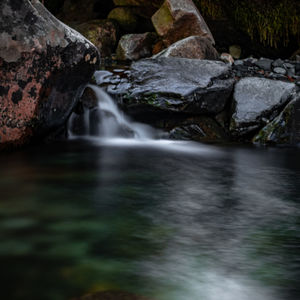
(230, 77, 297, 136)
(116, 32, 157, 61)
(105, 58, 234, 116)
(0, 0, 99, 148)
(151, 0, 214, 47)
(253, 94, 300, 146)
(168, 116, 228, 142)
(108, 7, 138, 32)
(74, 20, 119, 58)
(153, 36, 219, 60)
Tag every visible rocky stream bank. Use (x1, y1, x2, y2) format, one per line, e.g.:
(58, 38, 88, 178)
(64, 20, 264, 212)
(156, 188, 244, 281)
(1, 0, 300, 149)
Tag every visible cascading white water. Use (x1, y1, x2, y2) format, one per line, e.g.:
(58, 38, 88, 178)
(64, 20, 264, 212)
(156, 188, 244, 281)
(88, 85, 154, 139)
(68, 84, 219, 155)
(68, 84, 155, 140)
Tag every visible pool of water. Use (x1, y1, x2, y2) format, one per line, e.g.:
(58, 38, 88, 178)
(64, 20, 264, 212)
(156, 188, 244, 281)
(0, 138, 299, 300)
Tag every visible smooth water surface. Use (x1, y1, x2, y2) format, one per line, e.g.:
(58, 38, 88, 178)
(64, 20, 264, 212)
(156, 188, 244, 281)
(0, 139, 299, 300)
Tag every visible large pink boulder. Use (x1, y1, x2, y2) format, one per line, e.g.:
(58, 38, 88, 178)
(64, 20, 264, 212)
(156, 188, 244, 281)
(0, 0, 99, 149)
(151, 0, 215, 47)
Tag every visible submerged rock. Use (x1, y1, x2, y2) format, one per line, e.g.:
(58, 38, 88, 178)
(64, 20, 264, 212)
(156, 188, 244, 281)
(116, 32, 157, 61)
(230, 77, 297, 137)
(0, 0, 99, 148)
(153, 36, 219, 60)
(151, 0, 214, 47)
(108, 57, 233, 116)
(253, 94, 300, 146)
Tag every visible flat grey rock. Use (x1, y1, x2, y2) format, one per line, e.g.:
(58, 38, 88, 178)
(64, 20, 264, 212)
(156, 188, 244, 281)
(110, 57, 234, 115)
(231, 77, 296, 135)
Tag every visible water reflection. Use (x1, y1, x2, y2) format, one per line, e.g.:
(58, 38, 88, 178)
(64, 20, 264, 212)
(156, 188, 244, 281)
(0, 141, 299, 300)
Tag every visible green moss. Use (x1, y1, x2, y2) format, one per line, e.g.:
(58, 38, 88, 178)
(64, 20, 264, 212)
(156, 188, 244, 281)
(196, 0, 300, 48)
(233, 0, 300, 48)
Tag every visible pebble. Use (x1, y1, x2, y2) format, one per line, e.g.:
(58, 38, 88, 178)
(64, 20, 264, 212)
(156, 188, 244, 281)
(273, 67, 287, 75)
(254, 58, 273, 71)
(272, 58, 284, 68)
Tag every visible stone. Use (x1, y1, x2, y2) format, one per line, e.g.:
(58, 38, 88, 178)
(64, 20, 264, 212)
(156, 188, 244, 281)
(230, 78, 296, 136)
(254, 58, 273, 71)
(220, 53, 234, 65)
(229, 45, 241, 59)
(273, 67, 287, 75)
(272, 58, 284, 68)
(151, 0, 214, 47)
(168, 116, 228, 142)
(253, 94, 300, 146)
(108, 7, 138, 32)
(74, 20, 119, 58)
(153, 36, 219, 60)
(106, 58, 234, 116)
(116, 32, 157, 61)
(0, 0, 99, 149)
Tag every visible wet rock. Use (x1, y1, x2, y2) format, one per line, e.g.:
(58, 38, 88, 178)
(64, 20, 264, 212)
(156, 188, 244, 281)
(0, 0, 99, 148)
(151, 0, 214, 47)
(153, 36, 219, 60)
(72, 290, 152, 300)
(272, 58, 284, 68)
(230, 78, 296, 136)
(253, 94, 300, 146)
(108, 7, 138, 32)
(74, 20, 119, 58)
(168, 116, 228, 142)
(116, 32, 157, 61)
(108, 58, 234, 116)
(254, 58, 273, 71)
(273, 67, 287, 75)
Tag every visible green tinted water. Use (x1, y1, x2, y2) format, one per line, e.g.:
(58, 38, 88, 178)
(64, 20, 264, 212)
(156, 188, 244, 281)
(0, 139, 299, 300)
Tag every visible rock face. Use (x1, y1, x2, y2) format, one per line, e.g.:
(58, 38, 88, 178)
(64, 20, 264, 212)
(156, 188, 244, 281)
(154, 36, 219, 60)
(253, 94, 300, 146)
(230, 78, 296, 136)
(74, 20, 119, 58)
(151, 0, 214, 47)
(0, 0, 99, 148)
(116, 32, 156, 60)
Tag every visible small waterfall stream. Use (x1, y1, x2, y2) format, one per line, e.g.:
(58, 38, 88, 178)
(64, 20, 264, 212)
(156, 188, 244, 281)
(68, 84, 219, 154)
(68, 84, 155, 140)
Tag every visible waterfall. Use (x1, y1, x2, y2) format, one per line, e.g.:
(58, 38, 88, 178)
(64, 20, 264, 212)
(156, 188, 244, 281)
(68, 84, 155, 140)
(67, 84, 218, 155)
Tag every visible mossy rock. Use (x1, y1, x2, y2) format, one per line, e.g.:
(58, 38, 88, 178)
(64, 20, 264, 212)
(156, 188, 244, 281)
(108, 7, 138, 32)
(74, 20, 119, 58)
(253, 96, 300, 146)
